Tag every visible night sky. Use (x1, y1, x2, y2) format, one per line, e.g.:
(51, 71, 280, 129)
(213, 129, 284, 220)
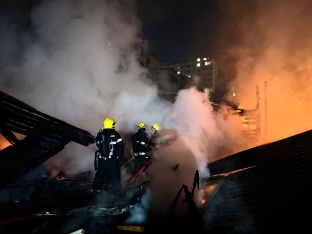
(135, 0, 261, 97)
(135, 0, 220, 64)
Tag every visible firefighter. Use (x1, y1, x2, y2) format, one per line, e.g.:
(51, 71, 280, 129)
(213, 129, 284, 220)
(132, 122, 150, 174)
(150, 123, 160, 136)
(91, 117, 124, 195)
(149, 123, 160, 149)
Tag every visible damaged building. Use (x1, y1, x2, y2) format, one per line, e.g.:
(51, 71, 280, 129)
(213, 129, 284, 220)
(1, 90, 312, 233)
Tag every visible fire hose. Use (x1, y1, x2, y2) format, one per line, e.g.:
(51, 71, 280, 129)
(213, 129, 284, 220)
(124, 159, 151, 184)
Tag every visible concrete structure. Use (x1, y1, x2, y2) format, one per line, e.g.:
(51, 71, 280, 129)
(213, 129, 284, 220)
(135, 43, 191, 101)
(156, 68, 192, 103)
(157, 68, 191, 94)
(162, 57, 218, 93)
(146, 54, 162, 82)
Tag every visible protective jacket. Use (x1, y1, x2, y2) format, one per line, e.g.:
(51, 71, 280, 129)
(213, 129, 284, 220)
(131, 129, 150, 156)
(92, 128, 124, 193)
(96, 129, 124, 160)
(148, 132, 159, 149)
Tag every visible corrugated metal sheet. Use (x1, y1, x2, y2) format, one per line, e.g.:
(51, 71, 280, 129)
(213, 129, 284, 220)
(204, 130, 312, 233)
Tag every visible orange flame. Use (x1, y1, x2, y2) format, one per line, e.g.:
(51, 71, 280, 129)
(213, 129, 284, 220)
(0, 135, 11, 150)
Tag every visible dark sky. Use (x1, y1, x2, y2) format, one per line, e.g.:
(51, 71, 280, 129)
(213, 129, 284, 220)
(135, 0, 264, 97)
(135, 0, 220, 64)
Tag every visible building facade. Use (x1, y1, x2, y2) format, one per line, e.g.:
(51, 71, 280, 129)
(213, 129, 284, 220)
(157, 68, 191, 92)
(135, 43, 191, 101)
(136, 46, 259, 139)
(162, 57, 218, 93)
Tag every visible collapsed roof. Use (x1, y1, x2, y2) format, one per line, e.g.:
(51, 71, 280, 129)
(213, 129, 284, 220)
(202, 129, 312, 233)
(0, 90, 95, 189)
(1, 90, 312, 233)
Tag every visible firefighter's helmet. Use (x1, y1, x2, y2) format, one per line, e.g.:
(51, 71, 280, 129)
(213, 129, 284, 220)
(103, 117, 116, 129)
(151, 123, 160, 131)
(138, 122, 146, 129)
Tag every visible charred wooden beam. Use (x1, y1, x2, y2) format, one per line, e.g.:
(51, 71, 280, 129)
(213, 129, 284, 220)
(0, 91, 95, 146)
(0, 91, 96, 188)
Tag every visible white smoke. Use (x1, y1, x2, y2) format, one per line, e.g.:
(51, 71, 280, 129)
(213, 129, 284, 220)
(0, 0, 246, 218)
(217, 0, 312, 143)
(125, 190, 150, 223)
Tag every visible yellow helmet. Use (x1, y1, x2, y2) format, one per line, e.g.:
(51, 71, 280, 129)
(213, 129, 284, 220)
(103, 117, 116, 129)
(138, 122, 146, 129)
(151, 123, 160, 131)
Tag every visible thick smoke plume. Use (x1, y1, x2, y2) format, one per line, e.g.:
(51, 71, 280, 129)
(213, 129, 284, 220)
(216, 0, 312, 143)
(0, 0, 247, 217)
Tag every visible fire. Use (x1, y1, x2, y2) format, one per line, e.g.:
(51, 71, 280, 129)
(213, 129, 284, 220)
(58, 171, 68, 178)
(229, 76, 312, 145)
(0, 135, 11, 150)
(216, 0, 312, 147)
(199, 183, 218, 205)
(0, 133, 25, 151)
(53, 170, 69, 180)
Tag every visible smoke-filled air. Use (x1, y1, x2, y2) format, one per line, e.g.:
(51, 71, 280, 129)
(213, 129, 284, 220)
(217, 0, 312, 143)
(0, 0, 249, 217)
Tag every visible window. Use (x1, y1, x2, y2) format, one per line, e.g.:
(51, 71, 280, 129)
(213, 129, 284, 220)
(197, 63, 200, 67)
(205, 61, 212, 66)
(197, 58, 200, 62)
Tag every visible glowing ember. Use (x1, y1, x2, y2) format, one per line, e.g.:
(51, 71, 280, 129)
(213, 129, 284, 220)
(52, 171, 69, 180)
(200, 183, 218, 204)
(0, 135, 11, 150)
